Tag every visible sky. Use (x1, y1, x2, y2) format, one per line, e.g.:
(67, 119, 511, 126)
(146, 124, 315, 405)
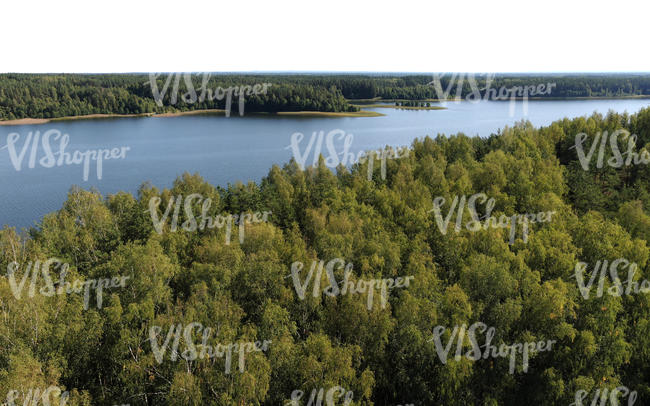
(1, 0, 648, 73)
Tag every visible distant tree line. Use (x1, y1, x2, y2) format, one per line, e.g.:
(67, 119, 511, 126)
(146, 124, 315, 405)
(322, 74, 650, 100)
(1, 73, 650, 120)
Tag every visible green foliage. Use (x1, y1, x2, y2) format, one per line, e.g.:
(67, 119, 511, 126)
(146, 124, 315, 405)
(1, 108, 650, 404)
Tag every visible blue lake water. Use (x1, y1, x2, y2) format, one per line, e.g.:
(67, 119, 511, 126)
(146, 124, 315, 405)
(1, 98, 649, 229)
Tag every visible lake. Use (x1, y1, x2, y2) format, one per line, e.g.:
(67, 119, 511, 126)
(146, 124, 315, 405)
(1, 98, 649, 229)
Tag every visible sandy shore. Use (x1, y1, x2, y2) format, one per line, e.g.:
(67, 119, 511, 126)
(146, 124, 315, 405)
(0, 113, 155, 126)
(0, 111, 229, 126)
(0, 108, 384, 125)
(0, 117, 51, 125)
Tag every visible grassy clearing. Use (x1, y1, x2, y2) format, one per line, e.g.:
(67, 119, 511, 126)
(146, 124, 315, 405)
(344, 97, 383, 103)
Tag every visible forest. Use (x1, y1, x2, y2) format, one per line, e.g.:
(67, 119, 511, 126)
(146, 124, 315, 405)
(1, 106, 649, 405)
(1, 73, 650, 121)
(0, 74, 356, 120)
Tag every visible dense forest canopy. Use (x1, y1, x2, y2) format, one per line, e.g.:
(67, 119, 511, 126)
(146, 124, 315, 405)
(1, 73, 649, 120)
(1, 107, 649, 405)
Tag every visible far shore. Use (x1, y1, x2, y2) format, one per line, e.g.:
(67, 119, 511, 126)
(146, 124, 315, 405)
(0, 110, 232, 126)
(348, 95, 650, 103)
(2, 95, 648, 126)
(0, 108, 384, 125)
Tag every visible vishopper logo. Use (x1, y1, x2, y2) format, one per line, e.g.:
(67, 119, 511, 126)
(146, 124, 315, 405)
(6, 259, 129, 310)
(570, 386, 637, 405)
(573, 259, 650, 299)
(5, 386, 69, 406)
(429, 322, 556, 374)
(429, 193, 556, 244)
(427, 73, 556, 117)
(571, 129, 650, 170)
(288, 258, 414, 310)
(1, 130, 130, 181)
(285, 386, 353, 406)
(148, 322, 271, 374)
(146, 193, 271, 244)
(146, 72, 272, 117)
(287, 129, 409, 181)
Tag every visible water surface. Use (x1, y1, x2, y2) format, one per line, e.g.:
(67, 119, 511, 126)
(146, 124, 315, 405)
(1, 99, 648, 229)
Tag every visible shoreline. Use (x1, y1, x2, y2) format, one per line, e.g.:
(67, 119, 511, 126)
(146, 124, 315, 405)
(0, 109, 383, 125)
(349, 95, 650, 104)
(2, 95, 648, 126)
(0, 113, 155, 126)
